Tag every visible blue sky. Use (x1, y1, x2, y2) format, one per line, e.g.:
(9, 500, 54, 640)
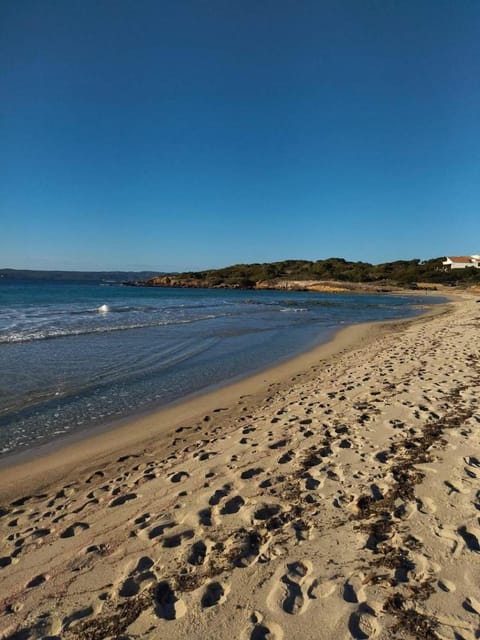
(1, 1, 479, 271)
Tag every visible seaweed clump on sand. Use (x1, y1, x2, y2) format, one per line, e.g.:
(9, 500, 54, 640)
(384, 590, 440, 640)
(352, 375, 478, 638)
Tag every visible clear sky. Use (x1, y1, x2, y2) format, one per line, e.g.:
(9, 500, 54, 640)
(1, 1, 479, 271)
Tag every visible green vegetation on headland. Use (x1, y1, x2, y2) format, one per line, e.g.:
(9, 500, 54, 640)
(142, 257, 480, 291)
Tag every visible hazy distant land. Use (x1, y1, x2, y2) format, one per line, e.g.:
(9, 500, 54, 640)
(0, 269, 163, 282)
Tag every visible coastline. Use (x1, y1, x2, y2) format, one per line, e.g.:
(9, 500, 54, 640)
(2, 291, 479, 640)
(0, 286, 443, 461)
(0, 298, 451, 499)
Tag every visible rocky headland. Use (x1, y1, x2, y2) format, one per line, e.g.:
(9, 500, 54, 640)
(137, 256, 480, 293)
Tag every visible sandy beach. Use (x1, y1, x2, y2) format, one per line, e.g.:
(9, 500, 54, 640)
(0, 292, 479, 640)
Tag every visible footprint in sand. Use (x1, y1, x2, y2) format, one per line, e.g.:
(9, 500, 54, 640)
(154, 581, 186, 620)
(292, 519, 313, 542)
(220, 496, 245, 515)
(474, 490, 480, 511)
(342, 578, 366, 604)
(444, 480, 463, 495)
(147, 520, 176, 540)
(243, 611, 284, 640)
(307, 576, 336, 600)
(348, 603, 379, 639)
(437, 578, 456, 593)
(269, 439, 289, 450)
(169, 471, 190, 483)
(463, 596, 480, 614)
(250, 623, 277, 640)
(63, 605, 95, 631)
(197, 451, 216, 461)
(108, 492, 137, 508)
(201, 581, 228, 608)
(85, 470, 105, 484)
(162, 529, 194, 548)
(268, 561, 313, 615)
(0, 555, 15, 569)
(209, 484, 232, 506)
(60, 522, 90, 538)
(241, 467, 264, 480)
(187, 540, 208, 566)
(119, 556, 156, 598)
(278, 450, 295, 465)
(198, 508, 213, 526)
(253, 503, 282, 523)
(415, 497, 437, 514)
(226, 528, 266, 568)
(26, 573, 48, 588)
(457, 525, 480, 552)
(464, 455, 480, 469)
(131, 511, 151, 532)
(304, 475, 321, 491)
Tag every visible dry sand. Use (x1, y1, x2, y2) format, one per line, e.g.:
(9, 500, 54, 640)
(0, 293, 479, 640)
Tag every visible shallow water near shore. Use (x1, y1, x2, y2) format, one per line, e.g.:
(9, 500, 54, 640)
(0, 280, 444, 456)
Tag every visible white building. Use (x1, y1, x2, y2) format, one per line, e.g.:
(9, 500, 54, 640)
(442, 255, 480, 269)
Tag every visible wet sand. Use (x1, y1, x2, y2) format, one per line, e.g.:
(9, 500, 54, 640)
(0, 293, 479, 640)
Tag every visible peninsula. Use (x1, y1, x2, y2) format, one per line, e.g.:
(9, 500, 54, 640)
(140, 257, 480, 292)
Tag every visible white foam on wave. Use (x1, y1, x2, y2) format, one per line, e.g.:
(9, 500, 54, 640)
(0, 313, 222, 343)
(98, 304, 109, 313)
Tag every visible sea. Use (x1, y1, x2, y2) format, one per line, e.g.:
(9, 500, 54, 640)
(0, 280, 444, 458)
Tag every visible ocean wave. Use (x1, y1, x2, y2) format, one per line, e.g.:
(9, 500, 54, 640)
(241, 299, 341, 309)
(70, 304, 160, 315)
(0, 314, 222, 344)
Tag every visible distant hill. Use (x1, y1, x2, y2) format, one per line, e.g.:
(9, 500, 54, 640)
(0, 269, 163, 282)
(142, 257, 480, 290)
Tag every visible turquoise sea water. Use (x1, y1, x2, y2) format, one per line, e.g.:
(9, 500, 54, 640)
(0, 280, 444, 457)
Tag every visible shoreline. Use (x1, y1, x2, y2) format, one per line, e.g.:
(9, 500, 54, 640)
(0, 289, 445, 467)
(0, 298, 451, 501)
(1, 292, 479, 639)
